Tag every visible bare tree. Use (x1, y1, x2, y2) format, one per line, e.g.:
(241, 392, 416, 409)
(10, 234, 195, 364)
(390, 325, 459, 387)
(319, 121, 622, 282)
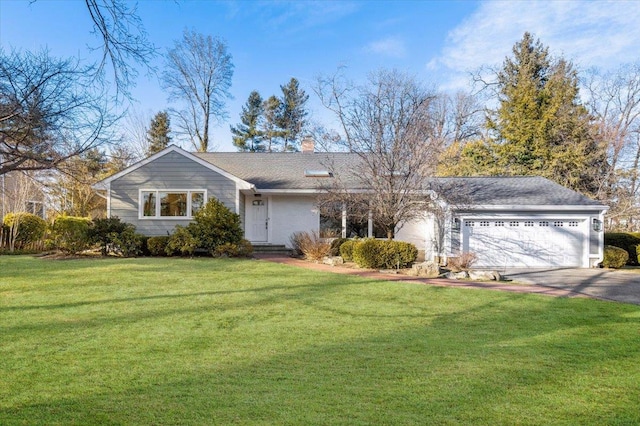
(162, 29, 234, 152)
(84, 0, 156, 97)
(0, 48, 117, 176)
(585, 63, 640, 229)
(120, 107, 152, 161)
(315, 69, 444, 238)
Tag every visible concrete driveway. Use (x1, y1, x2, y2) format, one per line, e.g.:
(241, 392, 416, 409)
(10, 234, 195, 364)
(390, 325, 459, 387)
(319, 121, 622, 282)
(503, 268, 640, 305)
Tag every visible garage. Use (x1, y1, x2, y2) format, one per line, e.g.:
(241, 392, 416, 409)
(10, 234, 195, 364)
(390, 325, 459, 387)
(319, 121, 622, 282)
(461, 218, 586, 268)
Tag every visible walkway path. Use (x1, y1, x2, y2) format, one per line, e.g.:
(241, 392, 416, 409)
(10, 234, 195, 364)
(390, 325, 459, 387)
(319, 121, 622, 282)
(254, 255, 592, 300)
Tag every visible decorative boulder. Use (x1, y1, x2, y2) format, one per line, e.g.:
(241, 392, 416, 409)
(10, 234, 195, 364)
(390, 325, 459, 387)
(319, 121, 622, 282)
(322, 256, 344, 266)
(445, 271, 469, 280)
(411, 261, 442, 277)
(469, 270, 503, 281)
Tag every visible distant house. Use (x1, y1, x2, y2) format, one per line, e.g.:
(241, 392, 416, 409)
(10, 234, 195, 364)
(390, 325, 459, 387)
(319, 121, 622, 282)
(94, 144, 608, 268)
(1, 171, 47, 220)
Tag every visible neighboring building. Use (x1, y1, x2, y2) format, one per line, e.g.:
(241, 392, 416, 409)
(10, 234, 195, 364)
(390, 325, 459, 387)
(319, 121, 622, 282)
(93, 145, 608, 268)
(1, 171, 47, 221)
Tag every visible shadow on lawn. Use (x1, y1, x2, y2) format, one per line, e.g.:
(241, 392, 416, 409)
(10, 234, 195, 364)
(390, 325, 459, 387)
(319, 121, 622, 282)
(3, 294, 640, 425)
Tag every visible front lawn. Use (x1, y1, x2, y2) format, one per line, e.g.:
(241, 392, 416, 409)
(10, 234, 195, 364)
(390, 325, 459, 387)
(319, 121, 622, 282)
(1, 256, 639, 424)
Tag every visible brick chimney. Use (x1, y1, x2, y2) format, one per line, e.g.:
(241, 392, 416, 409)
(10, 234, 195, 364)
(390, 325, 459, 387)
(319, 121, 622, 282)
(301, 136, 315, 153)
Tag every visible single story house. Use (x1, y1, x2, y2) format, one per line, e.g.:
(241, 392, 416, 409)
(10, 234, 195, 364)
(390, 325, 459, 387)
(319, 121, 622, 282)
(93, 144, 608, 268)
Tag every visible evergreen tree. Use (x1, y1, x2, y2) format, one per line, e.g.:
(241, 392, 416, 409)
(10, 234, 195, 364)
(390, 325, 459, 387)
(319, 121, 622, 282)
(262, 95, 283, 152)
(146, 111, 172, 156)
(231, 91, 265, 152)
(278, 78, 309, 151)
(485, 32, 606, 195)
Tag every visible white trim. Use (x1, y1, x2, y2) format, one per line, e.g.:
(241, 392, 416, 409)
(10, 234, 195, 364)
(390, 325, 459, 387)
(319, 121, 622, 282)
(93, 145, 253, 190)
(456, 205, 609, 212)
(107, 183, 111, 218)
(138, 188, 207, 220)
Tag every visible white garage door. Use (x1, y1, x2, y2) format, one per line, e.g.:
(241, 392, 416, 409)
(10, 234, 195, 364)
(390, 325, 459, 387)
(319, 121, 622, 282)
(462, 219, 585, 268)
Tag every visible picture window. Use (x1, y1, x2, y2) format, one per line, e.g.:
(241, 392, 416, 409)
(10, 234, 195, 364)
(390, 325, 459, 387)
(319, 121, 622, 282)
(140, 190, 206, 219)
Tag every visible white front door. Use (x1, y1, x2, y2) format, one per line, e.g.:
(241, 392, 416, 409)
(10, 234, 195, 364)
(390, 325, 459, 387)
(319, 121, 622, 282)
(250, 199, 268, 242)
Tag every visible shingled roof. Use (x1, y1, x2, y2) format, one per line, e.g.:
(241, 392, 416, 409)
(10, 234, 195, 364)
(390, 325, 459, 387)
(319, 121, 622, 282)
(194, 152, 366, 190)
(194, 151, 604, 208)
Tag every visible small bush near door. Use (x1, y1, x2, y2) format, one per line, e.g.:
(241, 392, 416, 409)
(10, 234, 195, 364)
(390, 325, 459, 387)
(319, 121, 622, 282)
(187, 198, 243, 255)
(602, 245, 629, 269)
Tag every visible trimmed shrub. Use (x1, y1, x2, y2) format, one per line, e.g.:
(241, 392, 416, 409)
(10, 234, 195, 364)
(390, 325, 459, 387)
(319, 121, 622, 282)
(2, 212, 47, 250)
(213, 239, 254, 258)
(329, 238, 348, 256)
(352, 239, 417, 269)
(187, 198, 243, 254)
(138, 236, 151, 256)
(50, 215, 92, 254)
(339, 240, 357, 262)
(604, 232, 640, 265)
(110, 227, 144, 257)
(289, 231, 331, 261)
(88, 217, 130, 256)
(602, 245, 629, 269)
(147, 236, 170, 256)
(166, 226, 198, 257)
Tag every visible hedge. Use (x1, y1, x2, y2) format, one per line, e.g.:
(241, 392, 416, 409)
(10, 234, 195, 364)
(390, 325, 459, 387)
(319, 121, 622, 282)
(604, 232, 640, 265)
(351, 239, 418, 269)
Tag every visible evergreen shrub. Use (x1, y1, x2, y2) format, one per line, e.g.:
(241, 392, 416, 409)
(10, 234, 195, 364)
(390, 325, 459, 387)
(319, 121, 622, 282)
(2, 212, 47, 249)
(602, 245, 629, 269)
(147, 236, 170, 256)
(352, 239, 417, 269)
(110, 226, 143, 257)
(339, 240, 357, 262)
(329, 238, 348, 256)
(50, 215, 92, 254)
(166, 226, 198, 256)
(213, 239, 254, 258)
(604, 232, 640, 265)
(187, 198, 243, 255)
(88, 217, 131, 256)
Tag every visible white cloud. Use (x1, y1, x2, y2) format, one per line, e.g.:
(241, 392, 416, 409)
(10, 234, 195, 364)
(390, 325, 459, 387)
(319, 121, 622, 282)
(365, 36, 407, 58)
(431, 0, 640, 90)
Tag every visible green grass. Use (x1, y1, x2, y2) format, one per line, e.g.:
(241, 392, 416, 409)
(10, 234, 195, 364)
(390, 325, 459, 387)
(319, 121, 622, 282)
(1, 256, 639, 425)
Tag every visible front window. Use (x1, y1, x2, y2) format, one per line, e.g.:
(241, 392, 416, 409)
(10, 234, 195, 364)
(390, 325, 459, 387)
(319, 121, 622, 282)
(160, 192, 187, 217)
(140, 190, 206, 219)
(142, 192, 156, 217)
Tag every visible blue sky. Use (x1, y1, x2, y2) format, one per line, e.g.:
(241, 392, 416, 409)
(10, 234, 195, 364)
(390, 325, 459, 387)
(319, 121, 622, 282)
(2, 0, 639, 152)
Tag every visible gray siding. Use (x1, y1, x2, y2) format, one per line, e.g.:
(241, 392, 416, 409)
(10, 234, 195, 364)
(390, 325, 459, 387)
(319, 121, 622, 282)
(110, 151, 238, 236)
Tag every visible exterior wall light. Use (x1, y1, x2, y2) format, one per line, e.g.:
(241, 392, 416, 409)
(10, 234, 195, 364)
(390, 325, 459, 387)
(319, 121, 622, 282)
(592, 218, 602, 232)
(452, 218, 461, 231)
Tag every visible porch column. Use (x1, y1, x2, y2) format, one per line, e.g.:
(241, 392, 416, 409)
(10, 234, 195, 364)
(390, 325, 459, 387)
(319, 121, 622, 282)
(341, 203, 347, 238)
(368, 210, 373, 238)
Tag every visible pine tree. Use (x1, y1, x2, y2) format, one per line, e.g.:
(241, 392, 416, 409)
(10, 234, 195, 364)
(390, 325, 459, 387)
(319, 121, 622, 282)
(262, 95, 283, 152)
(486, 32, 606, 195)
(278, 78, 309, 151)
(146, 111, 172, 156)
(231, 91, 265, 152)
